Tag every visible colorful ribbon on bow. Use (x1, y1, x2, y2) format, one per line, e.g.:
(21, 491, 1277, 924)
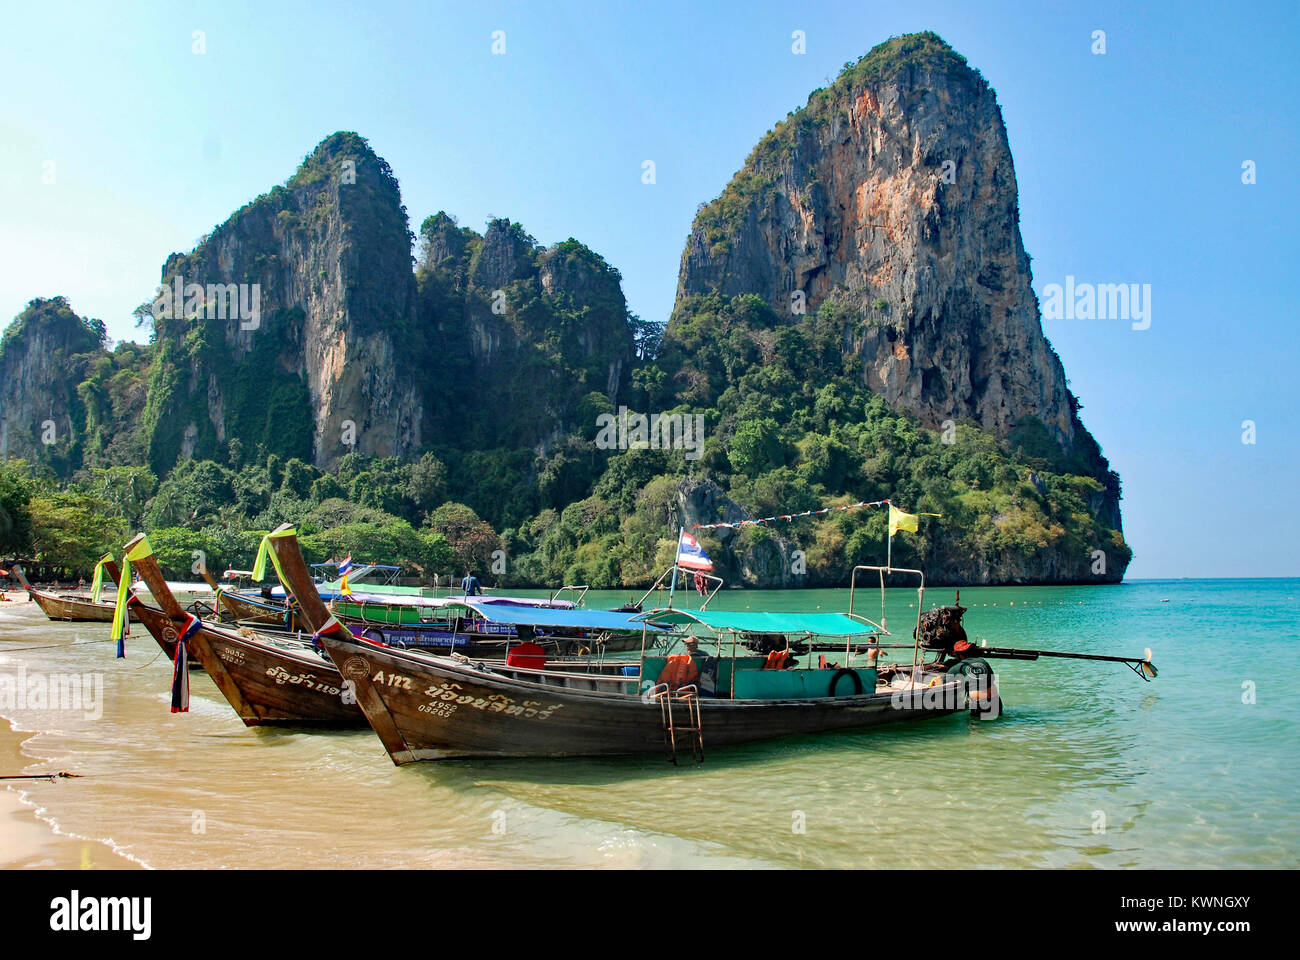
(89, 553, 113, 602)
(171, 613, 202, 713)
(251, 527, 296, 587)
(310, 614, 344, 654)
(111, 538, 155, 656)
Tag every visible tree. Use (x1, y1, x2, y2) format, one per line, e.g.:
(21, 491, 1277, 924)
(147, 527, 217, 579)
(405, 452, 448, 518)
(280, 458, 317, 499)
(28, 489, 127, 572)
(89, 466, 157, 529)
(424, 502, 500, 572)
(0, 459, 36, 555)
(729, 418, 786, 477)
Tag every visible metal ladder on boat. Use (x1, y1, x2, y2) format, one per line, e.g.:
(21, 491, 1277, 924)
(652, 683, 703, 764)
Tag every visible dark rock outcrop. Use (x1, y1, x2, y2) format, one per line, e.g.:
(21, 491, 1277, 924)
(415, 216, 634, 450)
(673, 477, 802, 588)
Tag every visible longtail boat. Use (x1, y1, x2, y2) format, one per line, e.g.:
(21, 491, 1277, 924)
(318, 610, 965, 763)
(193, 559, 287, 625)
(121, 533, 367, 727)
(303, 558, 969, 763)
(12, 560, 123, 623)
(315, 560, 1158, 764)
(252, 561, 424, 602)
(124, 529, 627, 725)
(330, 591, 573, 625)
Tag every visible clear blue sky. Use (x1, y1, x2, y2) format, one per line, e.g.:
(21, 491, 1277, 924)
(1, 1, 1296, 579)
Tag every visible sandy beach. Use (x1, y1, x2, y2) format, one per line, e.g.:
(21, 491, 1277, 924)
(1, 592, 141, 869)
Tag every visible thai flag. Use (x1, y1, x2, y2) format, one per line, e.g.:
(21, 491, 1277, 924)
(676, 532, 714, 572)
(338, 555, 353, 577)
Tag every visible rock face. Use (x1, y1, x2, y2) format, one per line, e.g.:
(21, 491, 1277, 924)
(0, 298, 104, 471)
(674, 477, 801, 588)
(677, 33, 1077, 448)
(143, 132, 424, 472)
(414, 215, 633, 449)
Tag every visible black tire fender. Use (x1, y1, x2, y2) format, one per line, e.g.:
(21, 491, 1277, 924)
(828, 668, 864, 697)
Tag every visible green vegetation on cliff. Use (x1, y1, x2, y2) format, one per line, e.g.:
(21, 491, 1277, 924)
(2, 289, 1129, 585)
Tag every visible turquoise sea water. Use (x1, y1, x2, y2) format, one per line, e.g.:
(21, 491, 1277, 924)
(2, 578, 1297, 869)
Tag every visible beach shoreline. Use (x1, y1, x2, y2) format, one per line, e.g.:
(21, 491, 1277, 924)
(1, 593, 143, 869)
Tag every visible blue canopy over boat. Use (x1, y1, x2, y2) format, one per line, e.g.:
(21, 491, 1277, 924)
(634, 609, 875, 637)
(459, 602, 669, 633)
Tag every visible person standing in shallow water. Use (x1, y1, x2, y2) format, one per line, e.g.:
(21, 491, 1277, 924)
(461, 571, 481, 596)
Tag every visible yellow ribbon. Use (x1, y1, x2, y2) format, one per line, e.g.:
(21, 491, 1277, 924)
(111, 538, 154, 642)
(89, 553, 113, 602)
(251, 528, 296, 590)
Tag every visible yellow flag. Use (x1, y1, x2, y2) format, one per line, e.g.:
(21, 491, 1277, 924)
(888, 505, 918, 536)
(888, 504, 940, 537)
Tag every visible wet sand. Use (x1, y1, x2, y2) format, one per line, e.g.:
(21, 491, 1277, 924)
(1, 592, 141, 869)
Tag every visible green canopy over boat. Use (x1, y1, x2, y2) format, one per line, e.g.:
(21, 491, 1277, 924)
(636, 609, 875, 637)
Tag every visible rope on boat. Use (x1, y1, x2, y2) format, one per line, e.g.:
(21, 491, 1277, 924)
(129, 644, 168, 670)
(0, 637, 118, 653)
(1, 634, 171, 670)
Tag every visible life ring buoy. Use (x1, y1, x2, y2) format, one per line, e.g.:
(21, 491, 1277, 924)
(827, 668, 863, 697)
(657, 655, 699, 691)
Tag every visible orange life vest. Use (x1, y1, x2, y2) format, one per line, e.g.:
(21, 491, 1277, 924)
(763, 650, 791, 670)
(658, 654, 700, 691)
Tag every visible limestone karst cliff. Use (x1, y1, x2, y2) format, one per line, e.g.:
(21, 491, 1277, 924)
(1, 35, 1130, 585)
(140, 132, 424, 473)
(678, 33, 1083, 452)
(0, 298, 106, 472)
(414, 214, 634, 451)
(668, 32, 1124, 564)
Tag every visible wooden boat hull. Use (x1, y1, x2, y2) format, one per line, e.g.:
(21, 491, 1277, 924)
(131, 603, 366, 727)
(28, 588, 117, 622)
(213, 590, 286, 625)
(319, 636, 968, 764)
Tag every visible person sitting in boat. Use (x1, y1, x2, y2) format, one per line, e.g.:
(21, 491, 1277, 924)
(683, 637, 719, 696)
(461, 571, 481, 596)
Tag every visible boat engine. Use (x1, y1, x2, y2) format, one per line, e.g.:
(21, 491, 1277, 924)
(741, 632, 808, 656)
(914, 594, 969, 657)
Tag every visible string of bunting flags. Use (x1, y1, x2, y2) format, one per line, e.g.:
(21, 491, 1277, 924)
(689, 499, 940, 536)
(688, 498, 889, 530)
